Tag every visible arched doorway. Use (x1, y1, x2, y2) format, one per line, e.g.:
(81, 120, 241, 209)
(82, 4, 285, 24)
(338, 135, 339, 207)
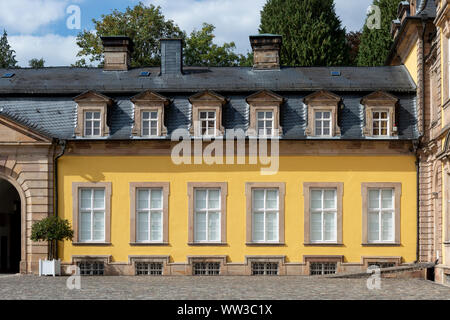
(0, 178, 21, 273)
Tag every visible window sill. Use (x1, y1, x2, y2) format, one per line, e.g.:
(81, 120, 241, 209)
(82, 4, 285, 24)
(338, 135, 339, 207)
(304, 243, 343, 247)
(130, 242, 169, 246)
(246, 242, 285, 246)
(72, 242, 112, 246)
(188, 242, 228, 246)
(362, 243, 401, 247)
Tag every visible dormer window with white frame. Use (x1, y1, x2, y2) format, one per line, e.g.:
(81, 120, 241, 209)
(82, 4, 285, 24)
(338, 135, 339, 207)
(74, 91, 113, 138)
(361, 91, 398, 138)
(304, 91, 341, 138)
(246, 90, 284, 138)
(189, 91, 226, 138)
(131, 90, 169, 138)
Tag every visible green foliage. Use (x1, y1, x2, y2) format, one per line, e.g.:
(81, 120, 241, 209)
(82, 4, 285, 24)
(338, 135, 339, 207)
(184, 23, 246, 67)
(259, 0, 349, 66)
(31, 216, 74, 260)
(75, 2, 185, 67)
(29, 58, 45, 68)
(357, 0, 402, 66)
(0, 30, 18, 68)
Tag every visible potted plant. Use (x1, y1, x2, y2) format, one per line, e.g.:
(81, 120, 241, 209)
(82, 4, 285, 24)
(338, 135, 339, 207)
(31, 216, 74, 276)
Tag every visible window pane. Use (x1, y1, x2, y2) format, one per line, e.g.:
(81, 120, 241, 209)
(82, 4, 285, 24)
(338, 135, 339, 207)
(85, 126, 92, 136)
(266, 212, 278, 241)
(150, 189, 163, 209)
(311, 190, 322, 210)
(150, 212, 162, 241)
(93, 212, 105, 241)
(85, 112, 93, 119)
(323, 127, 330, 136)
(324, 190, 336, 209)
(324, 212, 336, 241)
(323, 112, 331, 119)
(199, 112, 207, 119)
(93, 127, 100, 136)
(315, 112, 322, 119)
(266, 190, 278, 209)
(195, 190, 207, 210)
(257, 112, 265, 119)
(80, 190, 92, 209)
(137, 212, 149, 242)
(368, 190, 379, 209)
(93, 189, 105, 209)
(368, 212, 379, 242)
(195, 212, 207, 241)
(381, 189, 393, 209)
(253, 190, 265, 210)
(266, 112, 273, 119)
(150, 112, 158, 120)
(80, 211, 91, 241)
(208, 112, 215, 119)
(142, 112, 150, 120)
(252, 212, 264, 241)
(310, 212, 322, 242)
(138, 190, 150, 210)
(265, 120, 273, 129)
(208, 212, 220, 241)
(381, 212, 393, 241)
(93, 112, 101, 119)
(208, 190, 220, 210)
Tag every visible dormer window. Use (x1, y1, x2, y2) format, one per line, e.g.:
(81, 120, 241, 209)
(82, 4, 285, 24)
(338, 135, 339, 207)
(257, 111, 274, 136)
(199, 110, 217, 137)
(361, 91, 398, 138)
(246, 90, 284, 137)
(141, 111, 159, 137)
(189, 91, 226, 138)
(131, 90, 169, 138)
(84, 111, 101, 137)
(304, 91, 341, 138)
(74, 91, 113, 138)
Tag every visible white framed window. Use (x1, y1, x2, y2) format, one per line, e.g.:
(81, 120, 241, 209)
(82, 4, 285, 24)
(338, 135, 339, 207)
(194, 189, 221, 242)
(136, 188, 163, 242)
(257, 111, 274, 136)
(84, 111, 101, 137)
(79, 188, 105, 242)
(199, 110, 216, 136)
(372, 110, 389, 137)
(141, 111, 159, 137)
(314, 110, 332, 136)
(310, 189, 337, 243)
(368, 188, 395, 243)
(252, 189, 279, 243)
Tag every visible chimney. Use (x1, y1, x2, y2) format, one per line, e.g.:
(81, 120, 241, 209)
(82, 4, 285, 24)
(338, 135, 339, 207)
(250, 34, 282, 70)
(101, 36, 134, 71)
(160, 39, 183, 75)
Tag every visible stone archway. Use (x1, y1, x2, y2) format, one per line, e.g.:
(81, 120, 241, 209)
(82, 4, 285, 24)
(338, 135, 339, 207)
(0, 177, 23, 273)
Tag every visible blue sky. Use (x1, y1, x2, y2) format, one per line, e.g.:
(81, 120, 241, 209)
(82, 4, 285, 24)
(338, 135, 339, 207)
(0, 0, 373, 67)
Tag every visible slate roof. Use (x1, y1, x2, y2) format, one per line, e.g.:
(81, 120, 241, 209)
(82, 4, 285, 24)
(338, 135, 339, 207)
(0, 65, 418, 141)
(416, 0, 437, 18)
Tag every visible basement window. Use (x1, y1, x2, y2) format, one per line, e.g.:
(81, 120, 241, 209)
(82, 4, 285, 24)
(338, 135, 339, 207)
(78, 261, 105, 276)
(193, 262, 220, 276)
(251, 262, 279, 276)
(310, 262, 337, 276)
(445, 274, 450, 285)
(135, 262, 163, 276)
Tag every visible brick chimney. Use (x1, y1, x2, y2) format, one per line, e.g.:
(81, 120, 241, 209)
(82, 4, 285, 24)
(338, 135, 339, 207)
(160, 39, 183, 75)
(101, 36, 134, 71)
(250, 34, 282, 70)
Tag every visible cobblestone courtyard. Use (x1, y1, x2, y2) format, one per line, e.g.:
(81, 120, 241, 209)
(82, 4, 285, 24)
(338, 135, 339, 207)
(0, 274, 449, 300)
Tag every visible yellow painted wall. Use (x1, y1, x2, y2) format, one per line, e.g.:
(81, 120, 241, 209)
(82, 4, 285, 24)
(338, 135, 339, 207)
(404, 43, 418, 85)
(57, 155, 417, 264)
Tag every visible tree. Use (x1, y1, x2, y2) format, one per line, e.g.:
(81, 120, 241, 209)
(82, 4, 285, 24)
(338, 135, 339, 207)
(346, 31, 362, 66)
(259, 0, 348, 66)
(357, 0, 402, 66)
(184, 23, 246, 67)
(31, 216, 74, 261)
(0, 30, 18, 68)
(75, 2, 185, 67)
(29, 58, 45, 68)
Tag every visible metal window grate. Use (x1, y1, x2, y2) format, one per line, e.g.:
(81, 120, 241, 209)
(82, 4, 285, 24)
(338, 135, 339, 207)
(193, 262, 220, 276)
(368, 262, 396, 269)
(78, 261, 105, 276)
(310, 262, 337, 275)
(252, 263, 279, 275)
(135, 262, 163, 276)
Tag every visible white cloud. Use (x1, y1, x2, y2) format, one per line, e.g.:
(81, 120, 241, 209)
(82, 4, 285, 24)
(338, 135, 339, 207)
(9, 34, 78, 67)
(0, 0, 69, 34)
